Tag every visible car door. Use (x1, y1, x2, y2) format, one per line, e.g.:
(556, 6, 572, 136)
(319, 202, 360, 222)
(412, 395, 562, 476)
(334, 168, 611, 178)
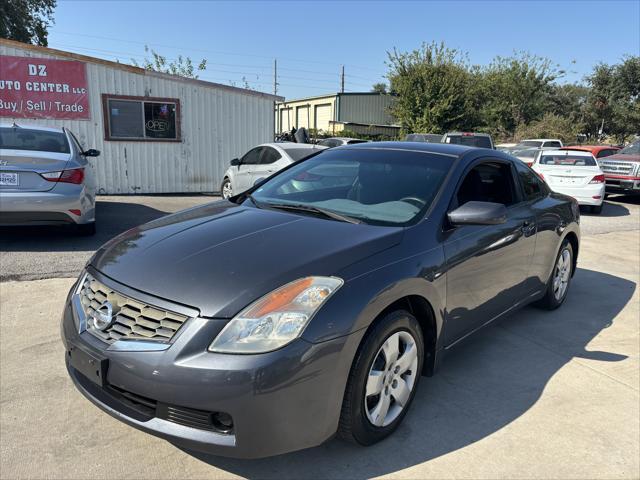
(235, 147, 263, 193)
(249, 146, 283, 186)
(443, 159, 537, 344)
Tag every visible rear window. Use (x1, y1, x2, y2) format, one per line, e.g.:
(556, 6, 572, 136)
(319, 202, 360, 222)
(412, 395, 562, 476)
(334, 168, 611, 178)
(519, 141, 543, 147)
(286, 148, 322, 161)
(0, 128, 70, 153)
(540, 154, 596, 166)
(516, 149, 538, 158)
(445, 135, 492, 149)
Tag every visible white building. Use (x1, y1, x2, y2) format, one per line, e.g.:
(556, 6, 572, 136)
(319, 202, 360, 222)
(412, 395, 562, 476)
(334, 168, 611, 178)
(0, 39, 282, 194)
(275, 92, 399, 137)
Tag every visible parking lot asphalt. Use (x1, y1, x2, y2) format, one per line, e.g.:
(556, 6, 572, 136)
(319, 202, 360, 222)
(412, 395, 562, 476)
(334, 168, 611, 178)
(1, 193, 639, 282)
(0, 195, 638, 479)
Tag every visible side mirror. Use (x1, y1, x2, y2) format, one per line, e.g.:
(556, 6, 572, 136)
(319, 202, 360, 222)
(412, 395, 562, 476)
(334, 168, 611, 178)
(230, 158, 240, 166)
(448, 201, 507, 226)
(83, 149, 100, 157)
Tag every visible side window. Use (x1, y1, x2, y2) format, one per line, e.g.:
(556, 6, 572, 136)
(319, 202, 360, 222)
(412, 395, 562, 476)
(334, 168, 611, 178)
(514, 161, 545, 201)
(597, 149, 613, 158)
(260, 147, 282, 164)
(545, 141, 562, 148)
(241, 148, 262, 165)
(456, 162, 517, 207)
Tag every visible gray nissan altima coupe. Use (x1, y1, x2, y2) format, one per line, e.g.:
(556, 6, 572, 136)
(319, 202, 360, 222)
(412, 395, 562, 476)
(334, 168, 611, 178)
(61, 142, 580, 458)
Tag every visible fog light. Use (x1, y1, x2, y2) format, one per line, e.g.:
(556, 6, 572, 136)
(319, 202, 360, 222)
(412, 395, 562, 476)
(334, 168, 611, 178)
(211, 412, 234, 434)
(69, 209, 82, 216)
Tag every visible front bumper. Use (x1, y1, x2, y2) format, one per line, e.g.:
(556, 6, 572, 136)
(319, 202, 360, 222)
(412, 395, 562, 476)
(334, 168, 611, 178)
(0, 186, 94, 225)
(604, 177, 640, 194)
(61, 275, 361, 458)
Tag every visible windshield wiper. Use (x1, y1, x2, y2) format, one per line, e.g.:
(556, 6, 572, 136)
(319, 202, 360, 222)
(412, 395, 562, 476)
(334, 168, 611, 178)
(245, 193, 262, 208)
(264, 202, 362, 224)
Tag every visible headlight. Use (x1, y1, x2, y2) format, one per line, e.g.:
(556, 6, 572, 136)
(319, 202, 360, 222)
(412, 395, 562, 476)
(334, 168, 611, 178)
(208, 276, 343, 354)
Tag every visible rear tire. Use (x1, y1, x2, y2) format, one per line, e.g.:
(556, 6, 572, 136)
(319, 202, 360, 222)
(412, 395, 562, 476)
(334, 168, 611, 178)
(338, 310, 424, 446)
(75, 222, 96, 236)
(535, 240, 573, 310)
(591, 204, 603, 214)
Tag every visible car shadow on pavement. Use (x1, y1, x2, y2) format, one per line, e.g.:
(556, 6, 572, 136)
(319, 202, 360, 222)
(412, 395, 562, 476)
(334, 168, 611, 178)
(580, 201, 630, 217)
(0, 200, 170, 253)
(183, 267, 635, 479)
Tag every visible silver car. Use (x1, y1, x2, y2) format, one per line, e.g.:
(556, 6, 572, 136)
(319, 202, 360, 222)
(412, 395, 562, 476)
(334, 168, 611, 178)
(0, 124, 100, 235)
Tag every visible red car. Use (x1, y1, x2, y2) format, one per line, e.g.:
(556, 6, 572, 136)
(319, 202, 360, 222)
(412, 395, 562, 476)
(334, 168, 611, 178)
(560, 145, 621, 159)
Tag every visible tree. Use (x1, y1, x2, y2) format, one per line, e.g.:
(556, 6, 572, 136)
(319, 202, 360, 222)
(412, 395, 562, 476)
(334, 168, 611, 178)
(514, 113, 579, 144)
(0, 0, 56, 46)
(386, 42, 476, 134)
(583, 56, 640, 143)
(475, 52, 563, 140)
(371, 82, 388, 94)
(132, 46, 207, 79)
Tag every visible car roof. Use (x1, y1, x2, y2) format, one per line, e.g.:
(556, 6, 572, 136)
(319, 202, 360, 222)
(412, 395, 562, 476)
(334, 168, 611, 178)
(541, 149, 593, 156)
(444, 131, 491, 137)
(0, 123, 65, 133)
(262, 142, 320, 150)
(560, 145, 618, 152)
(341, 140, 475, 157)
(522, 138, 561, 142)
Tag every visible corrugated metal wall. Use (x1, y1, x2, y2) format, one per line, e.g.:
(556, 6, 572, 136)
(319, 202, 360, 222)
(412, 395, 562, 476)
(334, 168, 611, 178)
(0, 43, 277, 194)
(338, 94, 396, 126)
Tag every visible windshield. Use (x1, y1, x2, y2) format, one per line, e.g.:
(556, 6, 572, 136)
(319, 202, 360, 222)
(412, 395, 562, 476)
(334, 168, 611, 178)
(618, 141, 639, 155)
(540, 154, 596, 166)
(249, 148, 452, 225)
(445, 135, 492, 149)
(286, 148, 322, 161)
(519, 141, 543, 147)
(0, 127, 70, 153)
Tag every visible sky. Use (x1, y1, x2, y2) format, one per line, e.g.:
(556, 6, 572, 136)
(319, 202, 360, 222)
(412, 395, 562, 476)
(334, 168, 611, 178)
(47, 0, 640, 100)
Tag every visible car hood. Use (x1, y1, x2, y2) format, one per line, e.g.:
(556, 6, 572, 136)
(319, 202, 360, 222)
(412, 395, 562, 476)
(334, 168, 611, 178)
(604, 153, 640, 163)
(91, 201, 403, 318)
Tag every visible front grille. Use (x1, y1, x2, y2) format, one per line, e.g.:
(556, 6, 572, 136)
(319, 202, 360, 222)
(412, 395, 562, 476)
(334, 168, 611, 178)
(78, 273, 189, 344)
(599, 160, 636, 176)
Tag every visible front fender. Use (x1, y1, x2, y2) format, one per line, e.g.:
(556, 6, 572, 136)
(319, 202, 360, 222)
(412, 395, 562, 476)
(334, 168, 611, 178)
(301, 245, 446, 345)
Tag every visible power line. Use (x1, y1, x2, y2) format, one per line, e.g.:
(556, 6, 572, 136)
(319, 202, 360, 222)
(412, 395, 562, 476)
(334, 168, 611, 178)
(52, 30, 385, 73)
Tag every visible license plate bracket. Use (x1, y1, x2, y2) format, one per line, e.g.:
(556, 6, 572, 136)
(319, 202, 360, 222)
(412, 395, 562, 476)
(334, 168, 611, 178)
(68, 345, 108, 387)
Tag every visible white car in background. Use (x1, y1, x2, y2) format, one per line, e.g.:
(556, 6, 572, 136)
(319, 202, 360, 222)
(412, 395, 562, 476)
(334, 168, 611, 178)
(531, 149, 605, 214)
(221, 143, 326, 199)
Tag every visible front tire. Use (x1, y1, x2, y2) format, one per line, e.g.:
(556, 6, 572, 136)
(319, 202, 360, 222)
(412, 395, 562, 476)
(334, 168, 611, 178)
(221, 178, 233, 199)
(536, 240, 573, 310)
(338, 310, 424, 446)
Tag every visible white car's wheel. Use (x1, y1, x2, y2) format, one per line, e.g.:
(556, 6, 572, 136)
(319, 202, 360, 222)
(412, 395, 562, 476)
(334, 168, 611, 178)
(221, 178, 233, 199)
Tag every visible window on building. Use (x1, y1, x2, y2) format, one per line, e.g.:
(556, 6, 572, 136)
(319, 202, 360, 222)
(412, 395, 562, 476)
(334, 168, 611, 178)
(102, 94, 180, 141)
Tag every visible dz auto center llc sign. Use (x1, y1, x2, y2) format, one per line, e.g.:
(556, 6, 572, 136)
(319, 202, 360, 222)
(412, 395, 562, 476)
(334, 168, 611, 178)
(0, 55, 90, 120)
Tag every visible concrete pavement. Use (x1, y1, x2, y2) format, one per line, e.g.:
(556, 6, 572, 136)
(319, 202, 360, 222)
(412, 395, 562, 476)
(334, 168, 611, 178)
(0, 229, 638, 479)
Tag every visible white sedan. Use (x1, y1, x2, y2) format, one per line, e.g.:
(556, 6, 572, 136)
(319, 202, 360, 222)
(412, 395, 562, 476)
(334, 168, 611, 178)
(221, 143, 326, 199)
(531, 149, 605, 214)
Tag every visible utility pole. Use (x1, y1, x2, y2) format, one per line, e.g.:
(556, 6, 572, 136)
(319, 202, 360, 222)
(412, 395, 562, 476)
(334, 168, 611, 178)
(273, 58, 278, 96)
(340, 65, 345, 93)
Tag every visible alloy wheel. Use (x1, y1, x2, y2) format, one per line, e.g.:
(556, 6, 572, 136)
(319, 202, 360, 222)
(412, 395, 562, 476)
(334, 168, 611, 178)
(364, 330, 419, 427)
(222, 180, 233, 199)
(553, 247, 571, 301)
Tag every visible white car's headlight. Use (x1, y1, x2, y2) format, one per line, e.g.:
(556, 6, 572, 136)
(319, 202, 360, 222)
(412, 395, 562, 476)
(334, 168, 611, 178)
(208, 276, 343, 354)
